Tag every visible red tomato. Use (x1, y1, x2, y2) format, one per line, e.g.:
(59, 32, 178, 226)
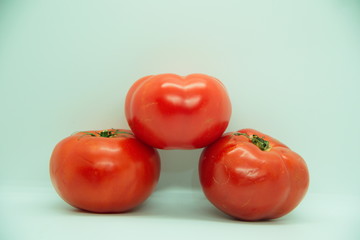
(50, 129, 160, 213)
(199, 129, 309, 221)
(125, 73, 232, 149)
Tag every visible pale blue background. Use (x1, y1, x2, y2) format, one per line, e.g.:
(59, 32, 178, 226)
(0, 0, 360, 239)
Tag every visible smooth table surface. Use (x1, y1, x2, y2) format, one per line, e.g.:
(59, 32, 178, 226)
(1, 184, 359, 240)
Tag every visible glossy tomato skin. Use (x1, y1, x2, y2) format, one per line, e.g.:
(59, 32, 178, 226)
(125, 73, 232, 149)
(50, 129, 160, 213)
(199, 129, 309, 221)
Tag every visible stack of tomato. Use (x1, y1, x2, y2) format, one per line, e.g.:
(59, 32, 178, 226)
(50, 73, 309, 221)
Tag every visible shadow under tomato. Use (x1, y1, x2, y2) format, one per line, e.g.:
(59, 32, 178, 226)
(129, 192, 300, 225)
(50, 191, 303, 225)
(64, 202, 149, 215)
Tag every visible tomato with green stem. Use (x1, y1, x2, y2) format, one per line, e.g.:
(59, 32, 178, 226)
(199, 128, 309, 221)
(50, 129, 160, 213)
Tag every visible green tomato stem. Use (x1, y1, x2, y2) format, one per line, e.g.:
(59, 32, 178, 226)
(79, 129, 133, 138)
(233, 132, 271, 151)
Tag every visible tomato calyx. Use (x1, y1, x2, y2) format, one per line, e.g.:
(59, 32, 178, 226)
(78, 129, 133, 138)
(233, 132, 271, 151)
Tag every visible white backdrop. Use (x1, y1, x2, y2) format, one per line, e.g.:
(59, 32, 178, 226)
(1, 0, 359, 202)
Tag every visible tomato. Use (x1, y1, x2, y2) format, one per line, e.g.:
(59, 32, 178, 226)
(125, 73, 232, 149)
(199, 128, 309, 221)
(49, 129, 160, 213)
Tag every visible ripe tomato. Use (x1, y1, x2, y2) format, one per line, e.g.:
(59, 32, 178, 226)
(125, 73, 232, 149)
(199, 128, 309, 221)
(49, 129, 160, 213)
